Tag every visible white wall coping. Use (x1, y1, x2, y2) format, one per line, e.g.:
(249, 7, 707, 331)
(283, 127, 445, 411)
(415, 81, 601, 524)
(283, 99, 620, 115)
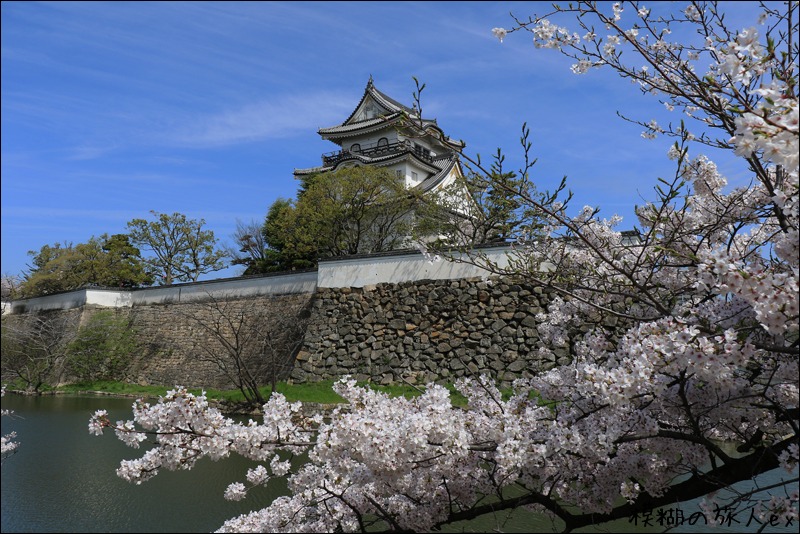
(3, 270, 318, 315)
(2, 246, 525, 314)
(317, 246, 512, 288)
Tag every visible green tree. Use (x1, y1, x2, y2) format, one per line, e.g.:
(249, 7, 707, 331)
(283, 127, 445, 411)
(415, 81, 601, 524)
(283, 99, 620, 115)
(100, 234, 154, 288)
(225, 219, 268, 275)
(65, 311, 139, 382)
(478, 149, 530, 242)
(20, 242, 78, 297)
(263, 167, 422, 269)
(127, 211, 226, 285)
(20, 235, 152, 298)
(260, 197, 317, 272)
(231, 198, 320, 274)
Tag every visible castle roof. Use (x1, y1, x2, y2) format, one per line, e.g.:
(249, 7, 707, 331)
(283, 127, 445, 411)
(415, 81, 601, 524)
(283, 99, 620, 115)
(294, 150, 460, 193)
(294, 78, 467, 198)
(317, 78, 465, 149)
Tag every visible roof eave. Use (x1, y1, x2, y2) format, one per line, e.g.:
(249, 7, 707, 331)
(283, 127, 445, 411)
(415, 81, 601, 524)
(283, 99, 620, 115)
(318, 114, 403, 140)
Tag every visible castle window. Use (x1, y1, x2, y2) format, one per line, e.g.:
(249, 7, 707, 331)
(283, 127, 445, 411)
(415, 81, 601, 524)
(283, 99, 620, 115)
(350, 143, 361, 153)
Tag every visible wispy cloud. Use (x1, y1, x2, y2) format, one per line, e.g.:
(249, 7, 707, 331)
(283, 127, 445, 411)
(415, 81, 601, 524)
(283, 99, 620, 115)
(1, 206, 142, 221)
(2, 1, 766, 280)
(66, 145, 120, 161)
(165, 92, 355, 148)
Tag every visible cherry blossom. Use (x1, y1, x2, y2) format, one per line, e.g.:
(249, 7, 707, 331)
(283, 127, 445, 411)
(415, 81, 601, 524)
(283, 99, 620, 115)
(491, 27, 507, 43)
(92, 3, 798, 532)
(1, 386, 19, 461)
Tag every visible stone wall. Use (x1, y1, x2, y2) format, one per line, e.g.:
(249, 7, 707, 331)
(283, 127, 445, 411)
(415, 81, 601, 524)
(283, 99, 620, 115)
(3, 254, 569, 388)
(2, 293, 315, 390)
(125, 293, 314, 388)
(293, 277, 566, 388)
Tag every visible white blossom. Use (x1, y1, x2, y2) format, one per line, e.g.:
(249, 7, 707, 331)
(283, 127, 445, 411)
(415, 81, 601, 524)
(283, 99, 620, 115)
(571, 59, 593, 74)
(1, 386, 19, 459)
(684, 4, 702, 22)
(224, 482, 247, 501)
(92, 4, 800, 532)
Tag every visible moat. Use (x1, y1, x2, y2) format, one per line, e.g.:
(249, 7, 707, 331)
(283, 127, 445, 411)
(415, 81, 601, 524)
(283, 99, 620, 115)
(2, 393, 796, 533)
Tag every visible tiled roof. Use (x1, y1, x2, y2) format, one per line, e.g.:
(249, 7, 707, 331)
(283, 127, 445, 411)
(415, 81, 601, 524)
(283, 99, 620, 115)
(293, 165, 332, 176)
(318, 113, 402, 136)
(298, 79, 466, 177)
(293, 150, 460, 181)
(369, 83, 415, 115)
(319, 79, 464, 149)
(363, 80, 465, 148)
(417, 154, 460, 192)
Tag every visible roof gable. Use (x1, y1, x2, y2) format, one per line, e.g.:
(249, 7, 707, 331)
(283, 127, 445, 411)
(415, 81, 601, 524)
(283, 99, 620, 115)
(341, 78, 413, 126)
(348, 94, 393, 124)
(317, 78, 467, 150)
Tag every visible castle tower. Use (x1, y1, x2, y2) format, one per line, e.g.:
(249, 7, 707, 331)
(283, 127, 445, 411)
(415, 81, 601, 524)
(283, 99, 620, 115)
(294, 78, 467, 198)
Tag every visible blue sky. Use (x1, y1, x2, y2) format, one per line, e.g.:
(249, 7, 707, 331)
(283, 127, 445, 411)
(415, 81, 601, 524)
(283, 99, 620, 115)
(1, 1, 761, 281)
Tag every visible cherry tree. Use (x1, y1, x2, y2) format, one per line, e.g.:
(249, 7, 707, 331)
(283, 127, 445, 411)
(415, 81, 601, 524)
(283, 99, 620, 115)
(1, 386, 19, 463)
(91, 2, 797, 532)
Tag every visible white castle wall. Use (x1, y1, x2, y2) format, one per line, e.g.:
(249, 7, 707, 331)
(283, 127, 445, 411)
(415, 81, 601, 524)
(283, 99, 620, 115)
(317, 246, 511, 288)
(6, 290, 88, 313)
(4, 270, 319, 314)
(128, 271, 318, 305)
(4, 247, 514, 314)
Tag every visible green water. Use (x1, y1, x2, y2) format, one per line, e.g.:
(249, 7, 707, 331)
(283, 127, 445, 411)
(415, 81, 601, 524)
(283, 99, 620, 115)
(1, 394, 283, 533)
(1, 394, 796, 533)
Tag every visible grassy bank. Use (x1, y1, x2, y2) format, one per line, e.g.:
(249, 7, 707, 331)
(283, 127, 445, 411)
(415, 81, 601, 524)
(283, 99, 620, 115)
(48, 379, 472, 407)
